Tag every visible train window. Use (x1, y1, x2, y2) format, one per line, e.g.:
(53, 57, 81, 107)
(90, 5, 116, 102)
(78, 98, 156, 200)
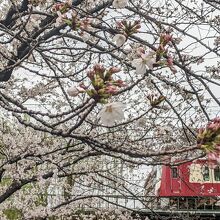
(189, 163, 203, 183)
(202, 166, 210, 181)
(214, 166, 220, 181)
(171, 167, 178, 178)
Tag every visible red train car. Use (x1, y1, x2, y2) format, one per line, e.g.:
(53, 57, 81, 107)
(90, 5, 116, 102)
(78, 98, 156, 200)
(157, 159, 220, 197)
(144, 160, 220, 219)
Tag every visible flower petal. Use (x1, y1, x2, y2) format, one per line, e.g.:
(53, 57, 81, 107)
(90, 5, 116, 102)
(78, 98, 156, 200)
(136, 63, 146, 74)
(98, 102, 125, 126)
(112, 0, 128, 9)
(113, 34, 126, 47)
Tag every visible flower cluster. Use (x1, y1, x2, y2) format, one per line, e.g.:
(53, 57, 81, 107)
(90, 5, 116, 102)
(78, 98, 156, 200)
(197, 117, 220, 163)
(116, 20, 141, 37)
(113, 20, 141, 47)
(132, 50, 156, 74)
(51, 1, 72, 14)
(155, 32, 177, 73)
(67, 64, 126, 104)
(51, 1, 92, 33)
(86, 64, 125, 103)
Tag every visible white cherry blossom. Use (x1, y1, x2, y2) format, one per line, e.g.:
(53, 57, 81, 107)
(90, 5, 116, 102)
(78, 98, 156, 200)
(67, 86, 85, 97)
(123, 44, 132, 53)
(113, 34, 126, 47)
(99, 102, 126, 126)
(120, 44, 132, 59)
(112, 0, 128, 9)
(132, 52, 155, 74)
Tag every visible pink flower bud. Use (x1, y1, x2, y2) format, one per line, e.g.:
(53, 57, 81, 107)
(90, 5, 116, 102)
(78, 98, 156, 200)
(109, 67, 121, 74)
(134, 24, 141, 30)
(161, 33, 173, 45)
(208, 152, 218, 161)
(115, 79, 126, 87)
(105, 85, 118, 94)
(87, 70, 95, 79)
(167, 56, 177, 74)
(213, 117, 220, 123)
(167, 57, 173, 66)
(116, 21, 123, 29)
(79, 83, 87, 90)
(208, 123, 219, 131)
(94, 64, 105, 73)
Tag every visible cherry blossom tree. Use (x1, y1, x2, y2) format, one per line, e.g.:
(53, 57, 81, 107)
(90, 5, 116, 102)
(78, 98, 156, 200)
(0, 0, 220, 219)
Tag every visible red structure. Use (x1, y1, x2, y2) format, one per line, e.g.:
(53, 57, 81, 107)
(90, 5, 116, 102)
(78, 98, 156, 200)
(158, 159, 220, 197)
